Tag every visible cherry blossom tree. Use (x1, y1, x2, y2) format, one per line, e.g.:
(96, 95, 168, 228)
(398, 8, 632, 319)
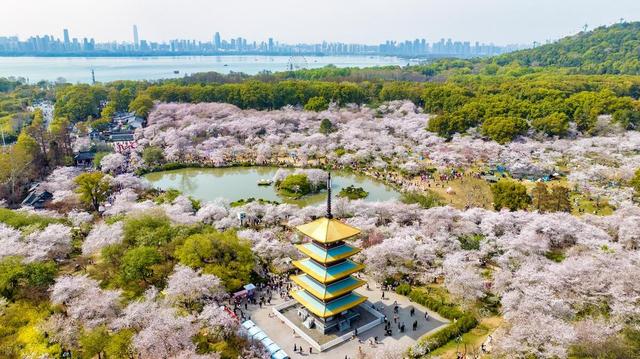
(100, 153, 127, 174)
(50, 275, 122, 328)
(164, 265, 225, 309)
(82, 221, 124, 255)
(198, 304, 238, 340)
(24, 223, 73, 262)
(132, 307, 199, 359)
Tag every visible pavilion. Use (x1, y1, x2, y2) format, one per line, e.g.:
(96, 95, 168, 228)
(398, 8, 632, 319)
(290, 173, 368, 334)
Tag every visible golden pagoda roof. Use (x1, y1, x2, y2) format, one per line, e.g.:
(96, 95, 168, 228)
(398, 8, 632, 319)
(295, 217, 361, 244)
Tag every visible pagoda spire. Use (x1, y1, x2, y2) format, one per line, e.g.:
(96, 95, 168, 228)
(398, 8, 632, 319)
(326, 172, 332, 219)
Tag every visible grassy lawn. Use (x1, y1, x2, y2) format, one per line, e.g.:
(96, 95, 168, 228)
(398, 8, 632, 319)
(429, 316, 503, 358)
(427, 177, 493, 209)
(571, 194, 615, 216)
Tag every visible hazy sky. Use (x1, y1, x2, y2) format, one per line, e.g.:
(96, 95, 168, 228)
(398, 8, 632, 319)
(2, 0, 639, 45)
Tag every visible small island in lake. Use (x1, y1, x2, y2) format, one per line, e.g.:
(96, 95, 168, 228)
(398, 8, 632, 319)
(274, 169, 327, 199)
(338, 185, 369, 200)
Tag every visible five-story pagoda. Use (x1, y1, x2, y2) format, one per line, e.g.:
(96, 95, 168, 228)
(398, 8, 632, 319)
(290, 173, 367, 334)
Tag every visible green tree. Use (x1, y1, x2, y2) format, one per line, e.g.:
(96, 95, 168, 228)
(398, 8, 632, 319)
(100, 102, 117, 120)
(104, 329, 134, 358)
(54, 84, 106, 122)
(319, 118, 334, 135)
(0, 135, 35, 203)
(548, 185, 572, 212)
(481, 116, 529, 144)
(531, 112, 570, 137)
(79, 325, 109, 359)
(277, 174, 312, 198)
(0, 257, 55, 300)
(426, 113, 475, 138)
(122, 212, 173, 246)
(304, 96, 329, 111)
(142, 146, 165, 166)
(129, 94, 154, 119)
(120, 246, 162, 284)
(48, 117, 73, 165)
(631, 168, 640, 200)
(531, 182, 550, 212)
(176, 231, 254, 291)
(74, 172, 112, 212)
(491, 179, 531, 211)
(25, 109, 49, 167)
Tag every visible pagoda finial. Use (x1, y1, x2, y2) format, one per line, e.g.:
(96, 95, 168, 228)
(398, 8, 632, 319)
(326, 172, 333, 219)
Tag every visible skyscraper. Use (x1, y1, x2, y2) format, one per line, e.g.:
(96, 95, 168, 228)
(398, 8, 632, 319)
(63, 29, 70, 48)
(214, 32, 221, 50)
(133, 25, 139, 49)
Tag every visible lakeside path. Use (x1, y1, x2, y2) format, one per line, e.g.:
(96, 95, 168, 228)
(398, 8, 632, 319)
(247, 281, 449, 358)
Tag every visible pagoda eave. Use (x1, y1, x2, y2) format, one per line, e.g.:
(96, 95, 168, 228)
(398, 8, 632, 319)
(291, 274, 366, 301)
(291, 289, 368, 318)
(292, 259, 364, 284)
(295, 243, 361, 264)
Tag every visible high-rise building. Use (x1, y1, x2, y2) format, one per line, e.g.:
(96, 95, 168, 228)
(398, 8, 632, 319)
(214, 32, 221, 50)
(133, 25, 139, 49)
(63, 29, 70, 48)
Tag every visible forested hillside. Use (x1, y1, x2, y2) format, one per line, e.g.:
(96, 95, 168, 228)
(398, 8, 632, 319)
(495, 22, 640, 74)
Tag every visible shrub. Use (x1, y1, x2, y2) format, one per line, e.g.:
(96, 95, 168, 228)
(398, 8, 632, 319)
(457, 234, 484, 251)
(400, 191, 443, 209)
(414, 314, 479, 353)
(396, 283, 411, 296)
(405, 288, 465, 320)
(0, 208, 62, 229)
(398, 286, 479, 355)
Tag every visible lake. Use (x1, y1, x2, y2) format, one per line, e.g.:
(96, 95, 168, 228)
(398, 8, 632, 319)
(0, 55, 418, 83)
(143, 167, 400, 206)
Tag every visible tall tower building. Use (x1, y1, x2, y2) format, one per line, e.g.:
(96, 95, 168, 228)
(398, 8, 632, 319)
(63, 29, 70, 49)
(133, 25, 139, 49)
(290, 174, 367, 334)
(214, 32, 221, 50)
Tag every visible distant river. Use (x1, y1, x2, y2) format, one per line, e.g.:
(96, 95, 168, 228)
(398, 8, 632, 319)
(0, 55, 418, 83)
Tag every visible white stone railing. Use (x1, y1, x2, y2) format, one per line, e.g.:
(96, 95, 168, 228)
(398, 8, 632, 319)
(320, 300, 384, 351)
(274, 300, 385, 352)
(272, 301, 323, 351)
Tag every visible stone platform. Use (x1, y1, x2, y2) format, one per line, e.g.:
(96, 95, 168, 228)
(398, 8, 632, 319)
(274, 300, 383, 351)
(248, 285, 449, 358)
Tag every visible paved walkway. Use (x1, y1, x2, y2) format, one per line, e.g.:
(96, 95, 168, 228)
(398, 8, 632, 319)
(247, 283, 448, 359)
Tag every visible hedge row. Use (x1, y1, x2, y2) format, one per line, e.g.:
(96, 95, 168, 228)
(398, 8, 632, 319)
(396, 286, 479, 356)
(415, 314, 479, 353)
(407, 288, 465, 320)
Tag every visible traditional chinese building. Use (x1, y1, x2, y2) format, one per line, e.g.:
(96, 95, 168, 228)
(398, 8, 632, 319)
(290, 174, 367, 334)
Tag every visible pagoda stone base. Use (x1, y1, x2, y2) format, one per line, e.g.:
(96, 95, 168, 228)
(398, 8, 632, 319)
(297, 306, 360, 335)
(273, 300, 383, 352)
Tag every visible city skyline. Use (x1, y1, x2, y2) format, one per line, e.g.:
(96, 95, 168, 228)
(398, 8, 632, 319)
(0, 26, 525, 57)
(1, 0, 639, 45)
